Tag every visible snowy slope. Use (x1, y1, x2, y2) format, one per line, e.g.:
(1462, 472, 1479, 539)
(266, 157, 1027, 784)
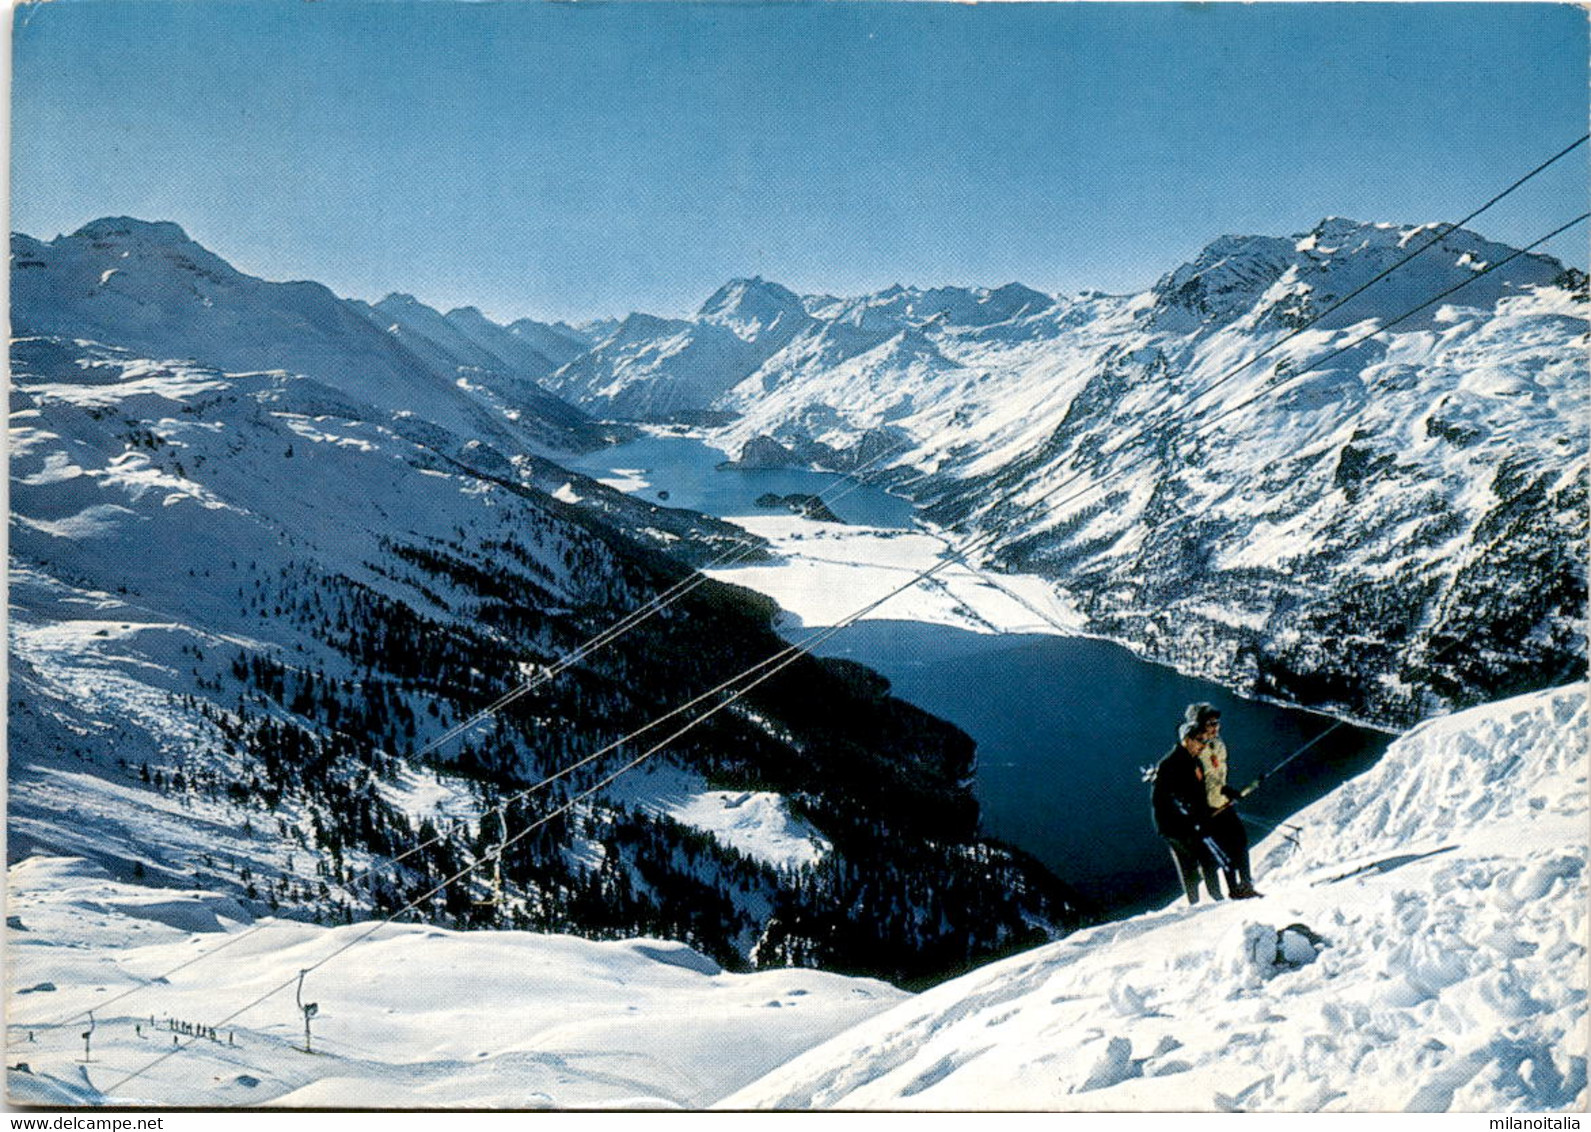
(9, 685, 1581, 1110)
(722, 683, 1589, 1111)
(4, 857, 906, 1109)
(5, 323, 1073, 1100)
(6, 337, 720, 895)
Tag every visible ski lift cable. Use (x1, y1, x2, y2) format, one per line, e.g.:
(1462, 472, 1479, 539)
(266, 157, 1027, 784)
(411, 437, 914, 760)
(948, 136, 1588, 539)
(98, 547, 962, 1100)
(38, 161, 1586, 1045)
(353, 131, 1591, 769)
(23, 454, 919, 1037)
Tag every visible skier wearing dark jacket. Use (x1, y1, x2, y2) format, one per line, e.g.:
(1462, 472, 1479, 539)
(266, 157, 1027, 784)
(1151, 722, 1226, 905)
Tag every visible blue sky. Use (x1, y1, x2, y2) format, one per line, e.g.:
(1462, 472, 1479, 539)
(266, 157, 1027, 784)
(11, 1, 1588, 323)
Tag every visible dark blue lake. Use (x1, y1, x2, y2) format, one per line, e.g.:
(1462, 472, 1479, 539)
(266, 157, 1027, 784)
(812, 620, 1393, 913)
(569, 432, 1395, 913)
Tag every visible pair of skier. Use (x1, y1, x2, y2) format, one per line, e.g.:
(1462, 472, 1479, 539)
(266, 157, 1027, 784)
(1150, 703, 1260, 903)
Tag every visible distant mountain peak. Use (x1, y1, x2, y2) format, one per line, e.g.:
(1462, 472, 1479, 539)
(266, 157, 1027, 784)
(616, 310, 693, 338)
(376, 292, 429, 311)
(696, 277, 811, 337)
(975, 282, 1055, 323)
(71, 216, 196, 246)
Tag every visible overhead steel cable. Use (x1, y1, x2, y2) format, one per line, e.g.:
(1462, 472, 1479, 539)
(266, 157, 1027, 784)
(950, 134, 1587, 536)
(97, 543, 969, 1101)
(37, 153, 1589, 1082)
(411, 437, 913, 761)
(17, 440, 912, 1039)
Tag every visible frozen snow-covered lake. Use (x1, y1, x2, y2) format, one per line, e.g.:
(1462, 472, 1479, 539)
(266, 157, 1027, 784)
(563, 429, 917, 528)
(565, 430, 1392, 910)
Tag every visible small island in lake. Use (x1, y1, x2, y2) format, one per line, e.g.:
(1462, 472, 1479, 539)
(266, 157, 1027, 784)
(755, 492, 845, 523)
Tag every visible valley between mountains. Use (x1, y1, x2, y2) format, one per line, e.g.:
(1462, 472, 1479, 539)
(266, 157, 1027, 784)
(7, 215, 1585, 1110)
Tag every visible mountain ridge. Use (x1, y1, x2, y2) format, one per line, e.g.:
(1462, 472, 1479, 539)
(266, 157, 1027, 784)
(670, 218, 1585, 729)
(11, 217, 605, 455)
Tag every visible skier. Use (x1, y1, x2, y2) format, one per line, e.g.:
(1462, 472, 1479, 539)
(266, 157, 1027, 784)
(1150, 721, 1226, 905)
(1184, 703, 1260, 899)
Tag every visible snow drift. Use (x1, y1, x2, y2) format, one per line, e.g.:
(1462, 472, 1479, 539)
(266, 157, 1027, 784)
(720, 684, 1588, 1111)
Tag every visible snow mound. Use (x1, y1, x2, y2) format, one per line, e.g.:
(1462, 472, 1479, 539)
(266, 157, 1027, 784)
(721, 685, 1588, 1111)
(1260, 682, 1586, 885)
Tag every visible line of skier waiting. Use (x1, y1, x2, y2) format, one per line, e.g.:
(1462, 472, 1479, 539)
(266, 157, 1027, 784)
(1150, 702, 1261, 903)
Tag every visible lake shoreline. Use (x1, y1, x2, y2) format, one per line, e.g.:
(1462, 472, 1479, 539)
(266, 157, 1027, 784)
(564, 427, 1395, 909)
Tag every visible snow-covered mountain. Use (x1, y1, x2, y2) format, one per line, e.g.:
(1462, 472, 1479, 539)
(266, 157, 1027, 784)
(441, 305, 564, 377)
(544, 279, 818, 421)
(342, 291, 605, 437)
(11, 219, 602, 454)
(565, 218, 1586, 728)
(9, 684, 1583, 1110)
(697, 276, 814, 349)
(354, 292, 533, 377)
(8, 224, 1080, 994)
(500, 314, 595, 369)
(344, 291, 595, 385)
(545, 312, 763, 421)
